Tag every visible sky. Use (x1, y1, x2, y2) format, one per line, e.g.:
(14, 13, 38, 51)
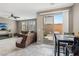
(54, 13, 63, 24)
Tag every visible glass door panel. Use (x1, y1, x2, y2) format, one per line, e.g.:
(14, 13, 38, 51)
(54, 13, 63, 34)
(43, 16, 54, 45)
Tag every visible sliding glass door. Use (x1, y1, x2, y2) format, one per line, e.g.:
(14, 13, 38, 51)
(43, 16, 54, 45)
(54, 13, 63, 34)
(43, 12, 64, 45)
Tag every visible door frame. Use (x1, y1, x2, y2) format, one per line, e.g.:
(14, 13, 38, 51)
(37, 9, 69, 44)
(43, 15, 54, 44)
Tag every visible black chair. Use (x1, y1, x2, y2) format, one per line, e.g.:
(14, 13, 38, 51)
(72, 37, 79, 56)
(65, 37, 79, 56)
(64, 32, 74, 35)
(54, 33, 67, 56)
(64, 32, 74, 45)
(63, 32, 74, 56)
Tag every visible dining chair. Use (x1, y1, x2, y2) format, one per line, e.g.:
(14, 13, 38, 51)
(72, 37, 79, 56)
(64, 32, 74, 35)
(65, 36, 79, 56)
(64, 32, 74, 45)
(54, 33, 67, 56)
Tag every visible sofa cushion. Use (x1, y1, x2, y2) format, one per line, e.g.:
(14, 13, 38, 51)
(25, 32, 34, 46)
(16, 37, 23, 44)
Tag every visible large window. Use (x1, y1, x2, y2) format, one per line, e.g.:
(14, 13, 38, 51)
(21, 19, 37, 32)
(21, 21, 26, 31)
(54, 13, 63, 24)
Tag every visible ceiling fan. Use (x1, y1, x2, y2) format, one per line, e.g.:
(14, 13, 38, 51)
(0, 10, 20, 19)
(8, 13, 20, 19)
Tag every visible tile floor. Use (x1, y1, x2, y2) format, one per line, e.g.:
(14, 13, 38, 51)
(0, 37, 54, 56)
(0, 37, 67, 56)
(7, 44, 54, 56)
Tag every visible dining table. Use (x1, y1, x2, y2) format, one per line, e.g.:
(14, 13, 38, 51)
(57, 35, 74, 56)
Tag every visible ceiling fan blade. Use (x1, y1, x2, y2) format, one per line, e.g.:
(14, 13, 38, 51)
(11, 14, 14, 17)
(8, 13, 20, 19)
(15, 16, 20, 18)
(14, 16, 20, 19)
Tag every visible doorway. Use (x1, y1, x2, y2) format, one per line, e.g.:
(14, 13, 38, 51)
(43, 16, 54, 45)
(43, 12, 64, 45)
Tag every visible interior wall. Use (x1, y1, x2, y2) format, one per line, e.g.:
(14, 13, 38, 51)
(69, 6, 73, 33)
(73, 3, 79, 33)
(0, 17, 17, 33)
(37, 15, 44, 43)
(63, 10, 69, 33)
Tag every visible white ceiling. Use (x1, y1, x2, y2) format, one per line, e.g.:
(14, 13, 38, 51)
(0, 3, 73, 20)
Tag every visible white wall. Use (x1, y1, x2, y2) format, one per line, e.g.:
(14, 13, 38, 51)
(0, 17, 17, 33)
(73, 4, 79, 33)
(63, 10, 69, 33)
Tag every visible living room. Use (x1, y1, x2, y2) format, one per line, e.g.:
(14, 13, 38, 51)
(0, 3, 79, 56)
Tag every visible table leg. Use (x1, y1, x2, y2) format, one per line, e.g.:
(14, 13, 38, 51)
(54, 44, 57, 56)
(58, 41, 60, 56)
